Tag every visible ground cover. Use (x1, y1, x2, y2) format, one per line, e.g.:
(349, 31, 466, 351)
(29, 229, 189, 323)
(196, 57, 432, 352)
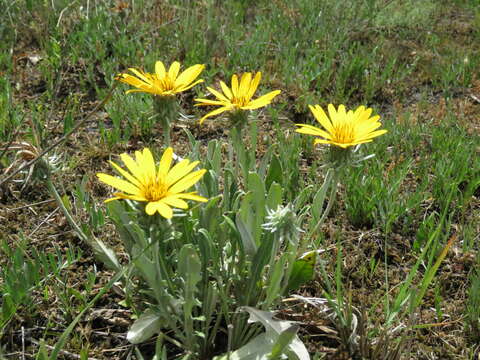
(0, 0, 479, 359)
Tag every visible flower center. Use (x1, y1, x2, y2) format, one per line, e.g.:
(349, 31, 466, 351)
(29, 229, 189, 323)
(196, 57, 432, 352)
(232, 95, 250, 107)
(333, 122, 355, 144)
(152, 74, 175, 91)
(141, 178, 168, 201)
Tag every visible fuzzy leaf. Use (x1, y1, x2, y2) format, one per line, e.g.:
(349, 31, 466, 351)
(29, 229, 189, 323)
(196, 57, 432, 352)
(266, 183, 283, 210)
(178, 244, 202, 315)
(247, 172, 266, 243)
(264, 256, 287, 307)
(270, 325, 301, 359)
(236, 211, 257, 256)
(265, 154, 283, 190)
(213, 310, 308, 360)
(311, 169, 333, 221)
(213, 332, 273, 360)
(90, 235, 122, 272)
(242, 307, 310, 360)
(127, 309, 161, 344)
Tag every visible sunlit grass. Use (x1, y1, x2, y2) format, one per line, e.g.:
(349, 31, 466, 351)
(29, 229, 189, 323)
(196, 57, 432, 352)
(0, 0, 479, 358)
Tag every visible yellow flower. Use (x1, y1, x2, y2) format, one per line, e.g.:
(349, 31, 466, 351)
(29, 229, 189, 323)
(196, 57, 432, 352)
(97, 148, 207, 218)
(194, 72, 281, 124)
(296, 104, 387, 149)
(116, 61, 205, 96)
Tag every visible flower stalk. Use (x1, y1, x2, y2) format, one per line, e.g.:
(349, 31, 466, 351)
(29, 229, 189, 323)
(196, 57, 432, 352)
(307, 167, 339, 239)
(296, 103, 388, 239)
(228, 116, 248, 180)
(44, 165, 90, 245)
(154, 96, 179, 146)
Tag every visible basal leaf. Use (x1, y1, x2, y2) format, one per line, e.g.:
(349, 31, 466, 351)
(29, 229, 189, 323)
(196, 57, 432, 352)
(285, 251, 317, 294)
(127, 309, 162, 344)
(265, 154, 283, 190)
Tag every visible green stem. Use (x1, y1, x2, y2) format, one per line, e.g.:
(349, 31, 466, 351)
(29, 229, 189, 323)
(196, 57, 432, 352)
(230, 126, 243, 180)
(154, 96, 178, 147)
(279, 236, 301, 297)
(148, 216, 176, 292)
(308, 168, 339, 238)
(228, 111, 249, 180)
(45, 175, 89, 244)
(266, 234, 281, 286)
(163, 124, 171, 147)
(231, 312, 251, 350)
(317, 173, 338, 225)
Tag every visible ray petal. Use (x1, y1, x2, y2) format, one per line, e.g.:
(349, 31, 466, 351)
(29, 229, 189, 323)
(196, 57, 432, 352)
(231, 74, 239, 97)
(158, 147, 173, 178)
(313, 138, 333, 145)
(353, 105, 366, 117)
(97, 173, 140, 195)
(128, 68, 151, 84)
(355, 121, 382, 136)
(176, 79, 204, 92)
(309, 105, 334, 134)
(168, 169, 206, 194)
(355, 129, 388, 141)
(109, 160, 141, 187)
(120, 153, 144, 183)
(177, 192, 208, 202)
(357, 107, 374, 123)
(337, 104, 347, 120)
(125, 88, 154, 94)
(340, 139, 373, 147)
(155, 61, 167, 79)
(220, 81, 233, 99)
(246, 72, 262, 101)
(134, 150, 147, 181)
(104, 196, 123, 203)
(146, 201, 173, 218)
(168, 61, 181, 80)
(194, 98, 228, 106)
(162, 196, 189, 209)
(166, 160, 200, 187)
(333, 141, 355, 149)
(238, 72, 252, 98)
(199, 106, 229, 124)
(141, 148, 157, 179)
(242, 90, 280, 110)
(175, 64, 205, 87)
(207, 86, 231, 102)
(110, 192, 146, 202)
(117, 74, 149, 88)
(295, 124, 332, 139)
(358, 114, 380, 126)
(327, 104, 338, 126)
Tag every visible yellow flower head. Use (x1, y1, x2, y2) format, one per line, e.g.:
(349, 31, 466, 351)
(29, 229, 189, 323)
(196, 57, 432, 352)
(97, 147, 207, 218)
(194, 72, 281, 124)
(296, 104, 387, 149)
(116, 61, 205, 96)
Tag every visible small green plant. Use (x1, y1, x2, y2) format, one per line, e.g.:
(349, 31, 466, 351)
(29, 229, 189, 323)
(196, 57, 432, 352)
(0, 236, 80, 338)
(91, 143, 310, 358)
(466, 257, 480, 342)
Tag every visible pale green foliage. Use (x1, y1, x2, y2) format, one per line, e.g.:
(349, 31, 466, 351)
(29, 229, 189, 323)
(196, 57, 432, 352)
(0, 0, 479, 358)
(98, 131, 313, 357)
